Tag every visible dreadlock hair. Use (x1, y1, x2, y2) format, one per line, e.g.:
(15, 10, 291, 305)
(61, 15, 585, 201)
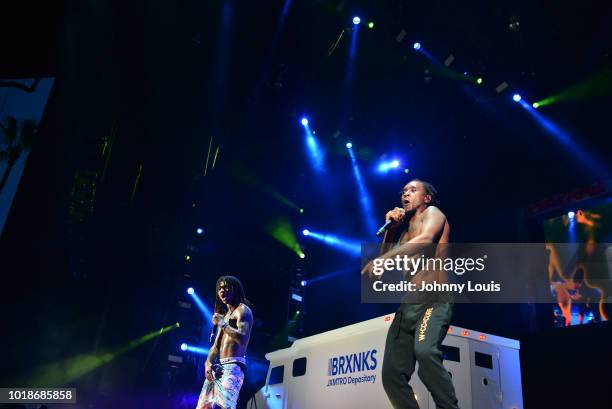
(410, 179, 439, 206)
(214, 275, 251, 314)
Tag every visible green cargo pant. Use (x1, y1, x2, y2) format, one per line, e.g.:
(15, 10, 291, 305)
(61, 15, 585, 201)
(382, 302, 459, 409)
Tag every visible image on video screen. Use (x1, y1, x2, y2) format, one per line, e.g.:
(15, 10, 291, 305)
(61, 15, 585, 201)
(543, 202, 611, 327)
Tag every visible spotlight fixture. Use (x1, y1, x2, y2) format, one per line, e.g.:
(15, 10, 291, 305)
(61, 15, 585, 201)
(413, 42, 421, 50)
(495, 82, 509, 93)
(512, 94, 522, 102)
(378, 160, 401, 173)
(396, 30, 407, 43)
(444, 54, 455, 67)
(508, 16, 521, 32)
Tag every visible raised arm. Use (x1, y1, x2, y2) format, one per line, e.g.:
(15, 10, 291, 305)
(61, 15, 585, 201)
(374, 207, 445, 262)
(216, 306, 253, 341)
(362, 207, 447, 277)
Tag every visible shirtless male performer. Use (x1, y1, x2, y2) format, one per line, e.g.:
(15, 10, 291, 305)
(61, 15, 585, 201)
(362, 179, 459, 409)
(196, 275, 253, 409)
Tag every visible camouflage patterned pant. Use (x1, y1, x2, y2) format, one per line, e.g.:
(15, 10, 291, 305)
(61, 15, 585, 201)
(196, 361, 244, 409)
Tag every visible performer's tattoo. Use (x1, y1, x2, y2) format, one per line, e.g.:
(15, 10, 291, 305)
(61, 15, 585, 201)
(223, 319, 250, 338)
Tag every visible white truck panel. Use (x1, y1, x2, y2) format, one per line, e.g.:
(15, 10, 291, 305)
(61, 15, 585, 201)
(248, 314, 523, 409)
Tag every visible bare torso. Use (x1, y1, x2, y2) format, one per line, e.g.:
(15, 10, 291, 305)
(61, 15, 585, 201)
(398, 206, 450, 245)
(396, 206, 450, 285)
(217, 303, 252, 358)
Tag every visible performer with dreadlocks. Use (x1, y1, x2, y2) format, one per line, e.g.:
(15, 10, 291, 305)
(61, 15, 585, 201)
(196, 276, 253, 409)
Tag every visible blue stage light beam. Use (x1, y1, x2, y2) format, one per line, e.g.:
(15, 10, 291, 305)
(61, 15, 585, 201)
(188, 289, 213, 320)
(302, 230, 361, 257)
(412, 43, 442, 65)
(348, 146, 377, 236)
(301, 119, 325, 172)
(307, 268, 354, 285)
(516, 99, 610, 177)
(568, 212, 577, 243)
(267, 0, 293, 53)
(181, 343, 210, 355)
(278, 0, 292, 26)
(377, 159, 402, 173)
(346, 17, 360, 83)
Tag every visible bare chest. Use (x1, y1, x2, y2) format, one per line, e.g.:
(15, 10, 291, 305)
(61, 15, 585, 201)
(399, 216, 423, 244)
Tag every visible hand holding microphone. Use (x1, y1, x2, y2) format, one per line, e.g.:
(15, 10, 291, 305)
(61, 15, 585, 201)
(386, 207, 406, 224)
(210, 313, 227, 343)
(376, 207, 406, 236)
(365, 207, 407, 278)
(212, 313, 225, 326)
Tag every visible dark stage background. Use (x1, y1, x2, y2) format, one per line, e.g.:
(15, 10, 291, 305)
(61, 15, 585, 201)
(1, 1, 611, 408)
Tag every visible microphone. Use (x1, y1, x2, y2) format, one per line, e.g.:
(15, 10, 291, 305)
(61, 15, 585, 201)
(375, 209, 405, 237)
(209, 325, 217, 343)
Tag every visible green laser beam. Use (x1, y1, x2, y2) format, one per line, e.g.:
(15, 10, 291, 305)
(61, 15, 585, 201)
(534, 66, 612, 107)
(328, 29, 345, 57)
(130, 164, 142, 201)
(204, 136, 213, 176)
(27, 324, 177, 387)
(212, 146, 220, 169)
(100, 122, 117, 183)
(267, 218, 303, 257)
(230, 165, 301, 212)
